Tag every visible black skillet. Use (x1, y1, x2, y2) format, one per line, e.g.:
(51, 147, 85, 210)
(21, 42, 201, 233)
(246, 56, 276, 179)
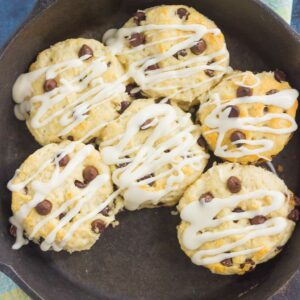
(1, 0, 300, 299)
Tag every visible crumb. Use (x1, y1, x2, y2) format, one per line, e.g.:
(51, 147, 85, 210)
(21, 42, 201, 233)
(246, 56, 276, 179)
(276, 164, 284, 173)
(171, 210, 179, 216)
(112, 220, 119, 228)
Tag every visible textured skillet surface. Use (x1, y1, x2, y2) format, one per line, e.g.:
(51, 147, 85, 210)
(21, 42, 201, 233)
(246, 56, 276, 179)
(0, 0, 300, 299)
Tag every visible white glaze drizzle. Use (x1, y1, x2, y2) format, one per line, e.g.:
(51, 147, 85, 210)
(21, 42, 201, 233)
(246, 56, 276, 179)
(180, 189, 288, 265)
(12, 53, 126, 140)
(103, 23, 229, 100)
(200, 74, 298, 159)
(101, 103, 208, 210)
(7, 142, 116, 251)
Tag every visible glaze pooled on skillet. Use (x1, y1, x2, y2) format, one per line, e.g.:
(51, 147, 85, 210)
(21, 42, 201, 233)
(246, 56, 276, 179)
(198, 71, 298, 164)
(12, 38, 128, 145)
(103, 5, 229, 105)
(7, 141, 122, 252)
(99, 99, 209, 210)
(177, 163, 297, 275)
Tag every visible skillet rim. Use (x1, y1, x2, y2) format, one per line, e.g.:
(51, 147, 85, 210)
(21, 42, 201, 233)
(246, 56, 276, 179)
(0, 0, 299, 299)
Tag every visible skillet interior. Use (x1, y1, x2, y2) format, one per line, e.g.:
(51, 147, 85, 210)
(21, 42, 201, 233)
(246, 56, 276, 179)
(0, 0, 300, 299)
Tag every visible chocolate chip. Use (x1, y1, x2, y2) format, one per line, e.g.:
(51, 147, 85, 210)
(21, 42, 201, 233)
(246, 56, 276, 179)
(174, 49, 187, 59)
(88, 137, 97, 145)
(264, 106, 269, 113)
(288, 208, 299, 222)
(137, 173, 155, 186)
(176, 7, 190, 20)
(245, 258, 255, 265)
(91, 219, 106, 234)
(294, 195, 300, 206)
(233, 207, 244, 213)
(118, 101, 131, 114)
(227, 176, 241, 193)
(44, 79, 57, 92)
(197, 136, 208, 149)
(190, 39, 207, 55)
(189, 104, 200, 123)
(274, 69, 286, 82)
(266, 89, 279, 95)
(236, 86, 253, 97)
(126, 83, 145, 99)
(82, 166, 99, 183)
(129, 32, 145, 47)
(101, 206, 110, 217)
(225, 105, 240, 118)
(249, 215, 267, 225)
(9, 224, 17, 237)
(35, 199, 52, 215)
(67, 135, 74, 141)
(58, 155, 70, 167)
(116, 156, 130, 169)
(145, 63, 159, 72)
(140, 118, 154, 130)
(220, 258, 233, 267)
(78, 44, 93, 58)
(133, 11, 146, 25)
(199, 192, 214, 203)
(113, 183, 118, 191)
(74, 180, 87, 189)
(59, 212, 66, 220)
(205, 69, 215, 77)
(230, 130, 246, 147)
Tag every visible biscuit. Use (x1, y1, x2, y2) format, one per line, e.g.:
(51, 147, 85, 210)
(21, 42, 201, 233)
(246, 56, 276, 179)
(177, 163, 297, 275)
(198, 71, 298, 164)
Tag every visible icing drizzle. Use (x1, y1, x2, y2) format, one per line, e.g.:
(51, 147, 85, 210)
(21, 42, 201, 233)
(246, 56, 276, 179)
(200, 73, 298, 159)
(101, 103, 208, 210)
(7, 142, 118, 251)
(180, 189, 288, 265)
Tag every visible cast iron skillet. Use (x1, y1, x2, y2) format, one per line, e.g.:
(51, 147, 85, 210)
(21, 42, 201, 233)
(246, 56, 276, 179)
(0, 0, 300, 299)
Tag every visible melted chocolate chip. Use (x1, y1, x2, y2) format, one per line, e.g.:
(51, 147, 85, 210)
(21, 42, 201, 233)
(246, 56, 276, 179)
(78, 44, 93, 58)
(173, 49, 187, 59)
(227, 176, 241, 193)
(35, 199, 52, 215)
(288, 208, 299, 222)
(101, 206, 110, 217)
(230, 131, 246, 147)
(189, 104, 200, 123)
(236, 86, 253, 97)
(91, 219, 106, 234)
(67, 135, 74, 141)
(266, 89, 279, 95)
(197, 136, 208, 149)
(82, 166, 99, 183)
(233, 207, 244, 213)
(140, 118, 154, 130)
(249, 215, 267, 225)
(137, 173, 155, 186)
(129, 32, 145, 47)
(145, 63, 159, 72)
(190, 39, 207, 55)
(176, 7, 190, 20)
(264, 106, 269, 113)
(199, 192, 214, 203)
(126, 83, 145, 99)
(58, 154, 70, 167)
(220, 258, 233, 267)
(59, 212, 66, 220)
(205, 69, 215, 77)
(74, 180, 87, 189)
(274, 69, 287, 82)
(225, 105, 240, 118)
(118, 101, 131, 114)
(133, 11, 146, 25)
(88, 137, 97, 145)
(44, 79, 57, 92)
(9, 224, 17, 237)
(245, 258, 255, 265)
